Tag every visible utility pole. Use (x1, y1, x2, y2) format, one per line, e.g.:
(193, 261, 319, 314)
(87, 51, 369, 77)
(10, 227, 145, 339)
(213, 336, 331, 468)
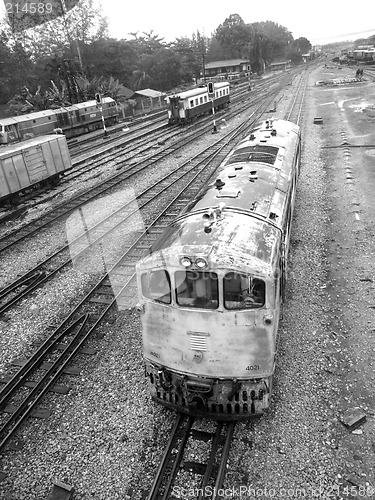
(95, 93, 109, 138)
(207, 82, 217, 133)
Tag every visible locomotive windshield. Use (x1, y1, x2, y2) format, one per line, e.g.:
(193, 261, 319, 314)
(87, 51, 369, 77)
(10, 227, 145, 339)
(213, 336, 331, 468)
(224, 272, 265, 309)
(175, 271, 218, 309)
(141, 270, 171, 304)
(140, 269, 264, 310)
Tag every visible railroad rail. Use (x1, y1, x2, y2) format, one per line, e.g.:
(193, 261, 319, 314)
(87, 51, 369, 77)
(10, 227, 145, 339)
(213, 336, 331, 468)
(147, 414, 235, 500)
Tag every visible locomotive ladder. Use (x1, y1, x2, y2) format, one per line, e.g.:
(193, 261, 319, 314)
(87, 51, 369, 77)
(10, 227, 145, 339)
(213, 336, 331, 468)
(148, 414, 235, 500)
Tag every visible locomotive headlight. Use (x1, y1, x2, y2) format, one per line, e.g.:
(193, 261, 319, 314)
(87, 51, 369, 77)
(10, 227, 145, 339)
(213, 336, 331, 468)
(195, 257, 207, 269)
(180, 256, 192, 268)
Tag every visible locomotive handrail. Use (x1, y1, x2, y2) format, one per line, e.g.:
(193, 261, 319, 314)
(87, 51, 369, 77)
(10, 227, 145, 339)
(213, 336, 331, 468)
(172, 205, 284, 232)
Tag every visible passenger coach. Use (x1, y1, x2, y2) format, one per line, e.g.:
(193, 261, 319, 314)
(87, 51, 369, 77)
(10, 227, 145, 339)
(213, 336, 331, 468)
(166, 82, 230, 125)
(136, 119, 301, 420)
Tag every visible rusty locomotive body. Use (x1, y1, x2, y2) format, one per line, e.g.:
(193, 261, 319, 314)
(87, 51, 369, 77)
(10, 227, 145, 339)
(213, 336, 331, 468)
(136, 119, 301, 420)
(0, 97, 118, 145)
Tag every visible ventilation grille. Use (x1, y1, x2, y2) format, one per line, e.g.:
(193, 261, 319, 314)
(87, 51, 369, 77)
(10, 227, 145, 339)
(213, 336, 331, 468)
(227, 145, 279, 165)
(190, 335, 207, 351)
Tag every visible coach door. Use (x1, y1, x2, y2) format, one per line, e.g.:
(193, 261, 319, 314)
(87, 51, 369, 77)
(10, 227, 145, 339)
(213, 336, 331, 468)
(169, 97, 181, 121)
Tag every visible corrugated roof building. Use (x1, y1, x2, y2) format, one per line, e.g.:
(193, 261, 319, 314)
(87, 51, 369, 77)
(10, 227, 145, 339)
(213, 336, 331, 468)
(133, 88, 167, 114)
(204, 59, 251, 79)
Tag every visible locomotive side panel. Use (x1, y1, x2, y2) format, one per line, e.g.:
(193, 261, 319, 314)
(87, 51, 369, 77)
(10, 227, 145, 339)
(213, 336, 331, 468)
(17, 112, 58, 139)
(0, 98, 118, 144)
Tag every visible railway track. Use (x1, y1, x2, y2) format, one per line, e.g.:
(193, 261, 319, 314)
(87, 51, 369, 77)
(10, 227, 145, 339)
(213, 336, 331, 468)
(0, 95, 278, 478)
(0, 67, 312, 485)
(0, 73, 288, 223)
(57, 75, 287, 182)
(67, 109, 167, 152)
(147, 414, 235, 500)
(285, 70, 309, 125)
(0, 91, 278, 315)
(0, 73, 292, 253)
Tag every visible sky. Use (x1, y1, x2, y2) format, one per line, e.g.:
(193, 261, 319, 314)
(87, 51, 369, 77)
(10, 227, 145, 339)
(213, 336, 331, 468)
(95, 0, 375, 46)
(0, 0, 374, 46)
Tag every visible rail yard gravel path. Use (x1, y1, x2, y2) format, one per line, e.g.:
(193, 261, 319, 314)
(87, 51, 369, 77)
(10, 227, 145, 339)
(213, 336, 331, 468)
(1, 63, 375, 499)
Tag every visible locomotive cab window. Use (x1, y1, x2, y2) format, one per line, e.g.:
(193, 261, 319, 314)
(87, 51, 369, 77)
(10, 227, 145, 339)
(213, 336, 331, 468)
(175, 271, 218, 309)
(141, 269, 171, 304)
(224, 272, 265, 309)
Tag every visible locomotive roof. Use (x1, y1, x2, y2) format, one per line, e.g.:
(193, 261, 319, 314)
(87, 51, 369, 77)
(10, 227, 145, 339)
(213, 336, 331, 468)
(71, 97, 115, 109)
(138, 119, 300, 276)
(167, 82, 229, 100)
(142, 211, 280, 276)
(180, 119, 300, 224)
(0, 109, 56, 125)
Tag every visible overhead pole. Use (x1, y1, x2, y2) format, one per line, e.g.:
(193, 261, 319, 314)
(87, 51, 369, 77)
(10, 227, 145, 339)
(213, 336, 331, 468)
(95, 93, 109, 138)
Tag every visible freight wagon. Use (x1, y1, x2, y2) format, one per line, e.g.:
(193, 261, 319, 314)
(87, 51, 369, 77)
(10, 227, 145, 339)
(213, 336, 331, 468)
(0, 134, 72, 205)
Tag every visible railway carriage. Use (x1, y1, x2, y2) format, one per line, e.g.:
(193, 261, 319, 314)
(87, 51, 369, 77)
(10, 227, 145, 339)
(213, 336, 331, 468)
(136, 119, 301, 420)
(0, 134, 72, 205)
(166, 82, 230, 125)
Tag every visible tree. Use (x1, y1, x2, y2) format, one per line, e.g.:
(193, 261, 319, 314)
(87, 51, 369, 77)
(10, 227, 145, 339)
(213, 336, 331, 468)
(131, 69, 152, 90)
(215, 14, 253, 59)
(250, 21, 293, 66)
(2, 0, 109, 63)
(75, 75, 122, 100)
(172, 33, 205, 83)
(80, 38, 138, 83)
(292, 37, 312, 54)
(250, 31, 265, 75)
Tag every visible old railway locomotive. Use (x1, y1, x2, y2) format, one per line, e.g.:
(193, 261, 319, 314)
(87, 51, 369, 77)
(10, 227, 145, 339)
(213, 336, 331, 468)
(0, 97, 118, 145)
(136, 119, 301, 420)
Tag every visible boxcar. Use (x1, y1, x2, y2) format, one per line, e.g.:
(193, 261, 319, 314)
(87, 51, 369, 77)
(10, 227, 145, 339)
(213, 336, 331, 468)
(0, 134, 72, 204)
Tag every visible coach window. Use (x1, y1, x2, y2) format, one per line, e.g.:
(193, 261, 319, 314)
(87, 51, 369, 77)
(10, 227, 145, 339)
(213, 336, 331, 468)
(224, 272, 265, 309)
(195, 98, 199, 106)
(141, 270, 171, 304)
(190, 100, 194, 107)
(175, 271, 218, 309)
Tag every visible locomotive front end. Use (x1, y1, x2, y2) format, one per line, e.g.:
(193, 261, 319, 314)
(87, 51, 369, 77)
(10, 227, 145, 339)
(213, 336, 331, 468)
(136, 210, 281, 420)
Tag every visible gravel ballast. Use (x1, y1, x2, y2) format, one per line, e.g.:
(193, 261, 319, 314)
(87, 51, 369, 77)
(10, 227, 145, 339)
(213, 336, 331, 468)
(1, 65, 375, 499)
